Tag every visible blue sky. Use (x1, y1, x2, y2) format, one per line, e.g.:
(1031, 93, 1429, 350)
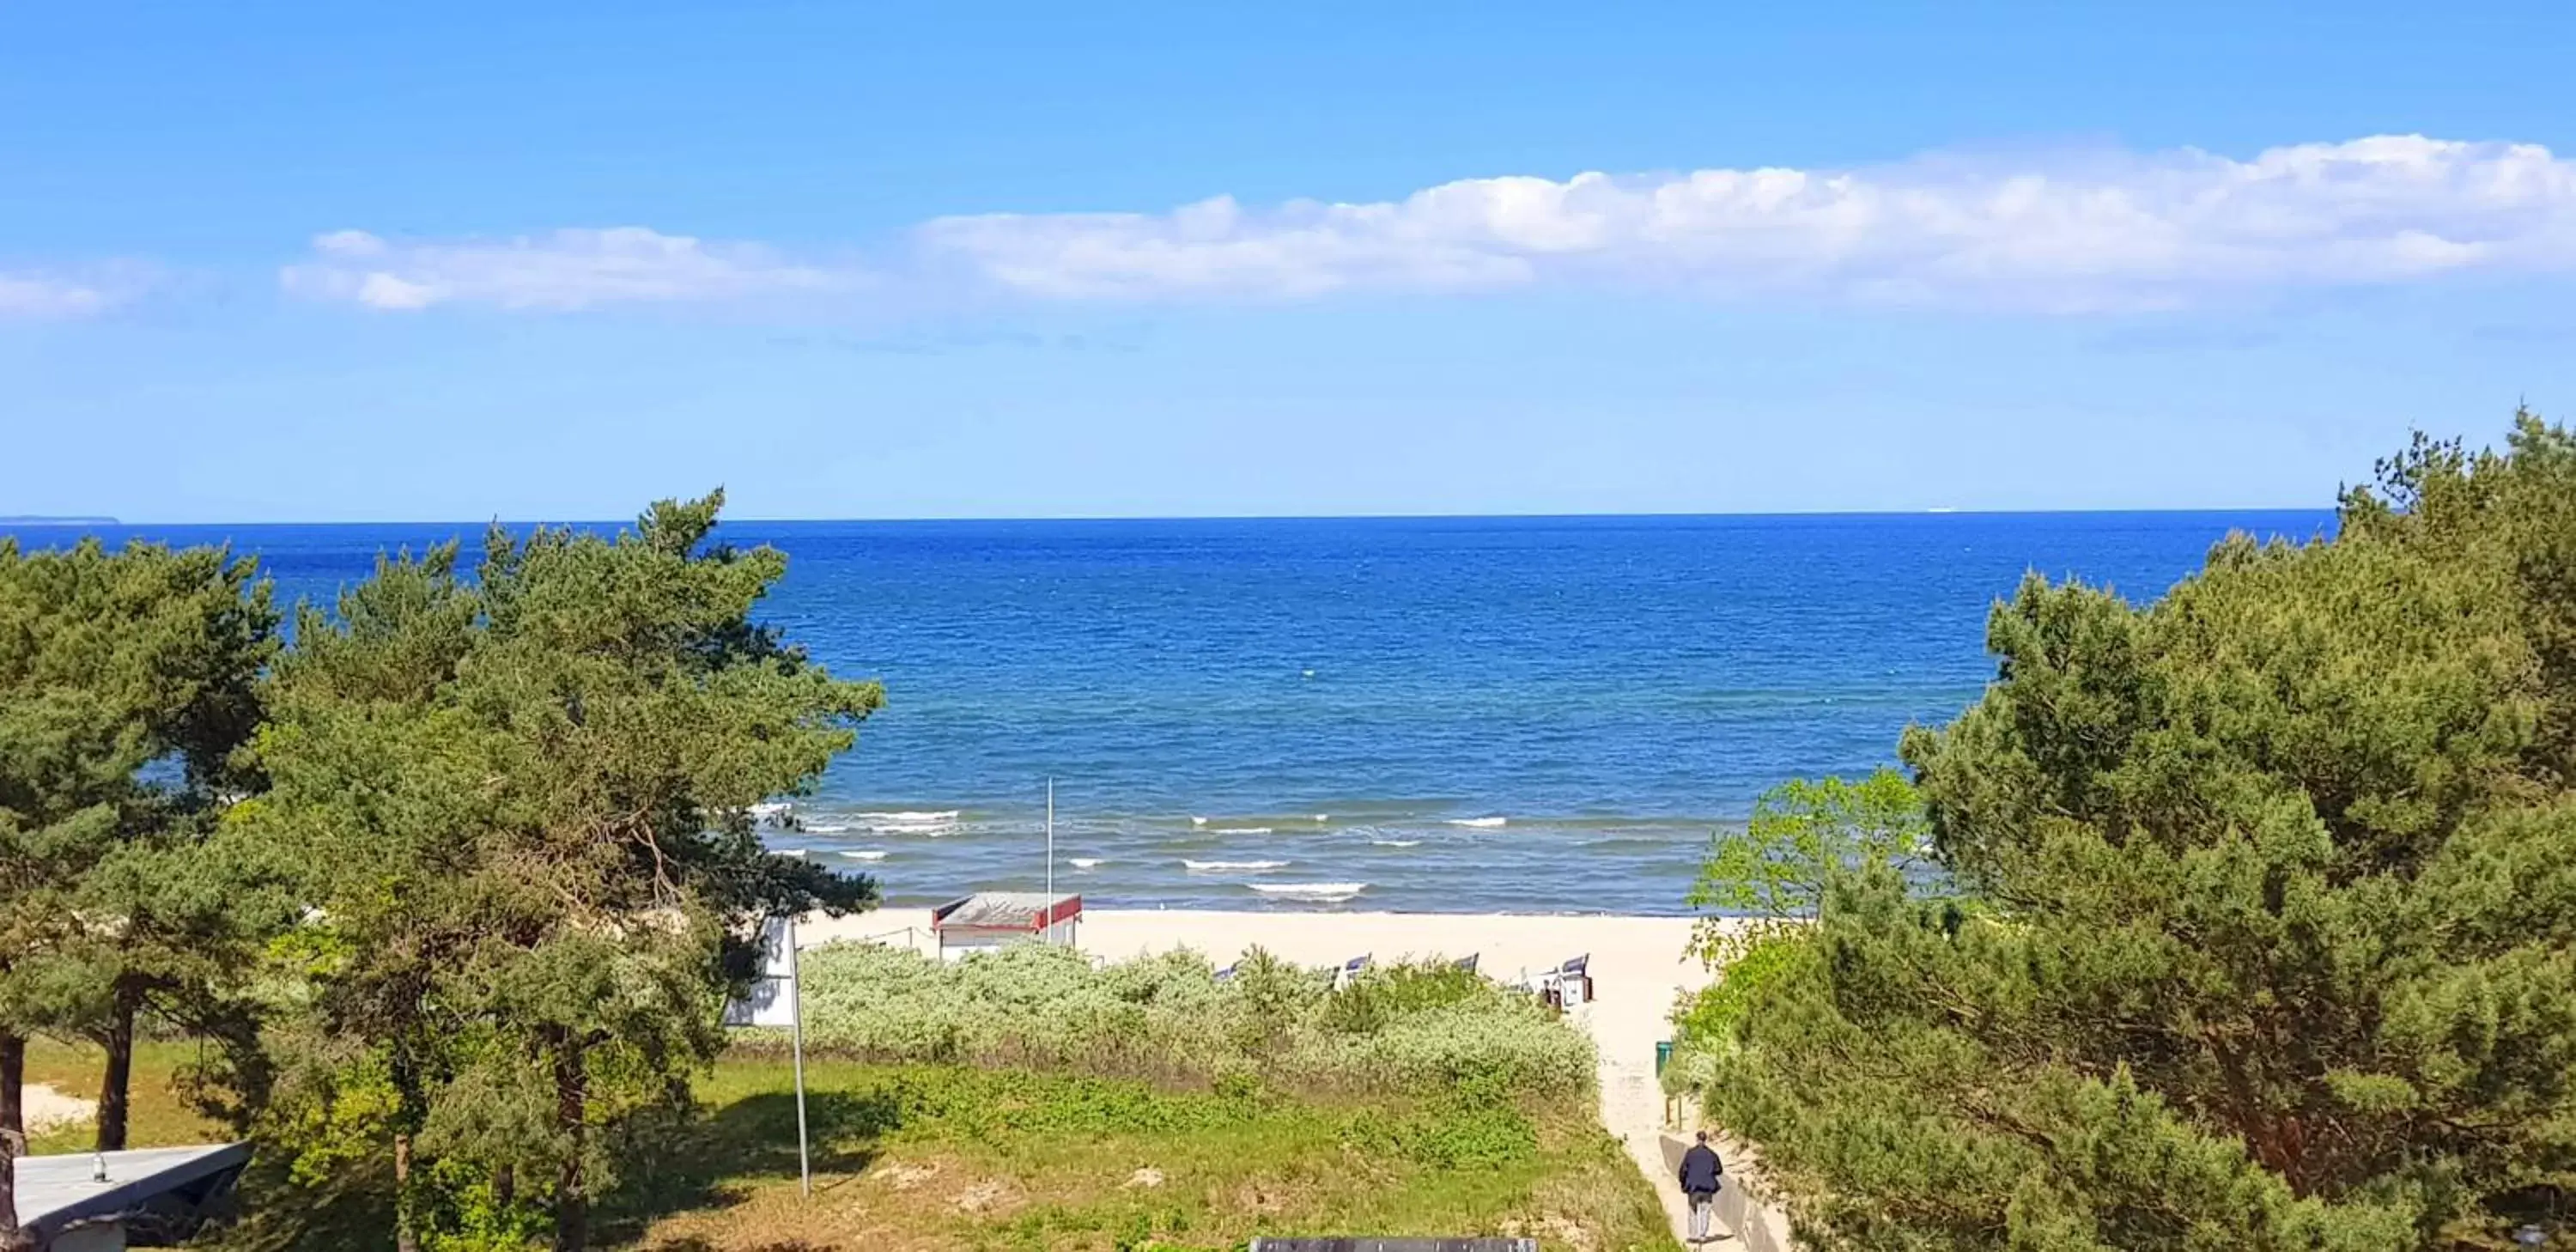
(4, 1, 2573, 521)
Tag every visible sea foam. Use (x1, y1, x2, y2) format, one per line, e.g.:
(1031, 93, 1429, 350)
(1447, 817, 1507, 828)
(1249, 882, 1367, 899)
(1185, 859, 1287, 872)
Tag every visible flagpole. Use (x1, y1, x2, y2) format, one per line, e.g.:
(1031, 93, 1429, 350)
(788, 915, 811, 1197)
(1045, 778, 1056, 941)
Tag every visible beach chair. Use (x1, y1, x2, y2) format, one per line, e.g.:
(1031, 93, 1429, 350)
(1451, 952, 1480, 975)
(1334, 953, 1371, 990)
(1214, 963, 1237, 984)
(1558, 954, 1592, 1007)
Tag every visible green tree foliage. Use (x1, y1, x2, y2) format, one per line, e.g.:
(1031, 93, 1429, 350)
(1692, 411, 2576, 1250)
(0, 538, 276, 1249)
(1684, 767, 1932, 963)
(247, 494, 881, 1252)
(1668, 770, 1925, 1103)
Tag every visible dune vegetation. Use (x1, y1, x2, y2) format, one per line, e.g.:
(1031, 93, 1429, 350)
(787, 942, 1597, 1100)
(22, 963, 1668, 1252)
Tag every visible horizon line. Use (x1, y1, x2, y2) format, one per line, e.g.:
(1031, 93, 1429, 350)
(0, 504, 2346, 530)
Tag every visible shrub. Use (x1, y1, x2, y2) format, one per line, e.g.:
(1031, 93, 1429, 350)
(788, 941, 1595, 1103)
(1662, 927, 1818, 1098)
(1308, 1000, 1595, 1096)
(1319, 962, 1487, 1035)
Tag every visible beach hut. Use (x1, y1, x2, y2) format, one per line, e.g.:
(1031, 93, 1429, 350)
(930, 891, 1082, 959)
(12, 1143, 250, 1251)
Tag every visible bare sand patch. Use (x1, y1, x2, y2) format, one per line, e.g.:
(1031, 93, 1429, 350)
(21, 1082, 94, 1134)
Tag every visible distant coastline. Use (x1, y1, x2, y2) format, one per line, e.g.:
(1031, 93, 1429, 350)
(0, 515, 120, 526)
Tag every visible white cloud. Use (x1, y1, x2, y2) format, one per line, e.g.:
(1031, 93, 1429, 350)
(0, 266, 149, 319)
(280, 227, 849, 311)
(274, 136, 2576, 316)
(914, 135, 2576, 310)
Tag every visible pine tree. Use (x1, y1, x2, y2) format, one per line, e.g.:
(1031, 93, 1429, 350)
(1692, 412, 2576, 1249)
(0, 538, 276, 1250)
(252, 494, 882, 1250)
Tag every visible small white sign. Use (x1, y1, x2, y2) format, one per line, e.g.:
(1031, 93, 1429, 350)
(723, 916, 798, 1028)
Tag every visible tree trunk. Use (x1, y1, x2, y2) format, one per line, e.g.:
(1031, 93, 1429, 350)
(552, 1034, 589, 1252)
(392, 1131, 417, 1252)
(2, 1031, 33, 1252)
(392, 1040, 421, 1252)
(0, 1030, 20, 1141)
(95, 982, 141, 1152)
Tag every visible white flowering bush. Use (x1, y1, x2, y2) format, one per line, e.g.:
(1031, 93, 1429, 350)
(787, 941, 1595, 1100)
(1303, 1000, 1595, 1096)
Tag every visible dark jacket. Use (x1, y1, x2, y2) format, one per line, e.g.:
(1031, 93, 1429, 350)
(1680, 1143, 1724, 1194)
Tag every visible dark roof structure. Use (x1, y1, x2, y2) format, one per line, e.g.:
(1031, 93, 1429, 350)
(15, 1143, 250, 1244)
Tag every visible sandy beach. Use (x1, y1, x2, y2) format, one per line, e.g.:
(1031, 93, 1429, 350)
(799, 906, 1779, 1243)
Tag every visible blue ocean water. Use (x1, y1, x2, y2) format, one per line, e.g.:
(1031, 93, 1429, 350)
(4, 512, 2332, 914)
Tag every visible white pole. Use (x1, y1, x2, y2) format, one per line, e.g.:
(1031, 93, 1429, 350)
(1046, 778, 1056, 941)
(787, 914, 811, 1197)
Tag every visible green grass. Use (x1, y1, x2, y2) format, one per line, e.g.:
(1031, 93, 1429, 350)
(22, 1042, 1674, 1252)
(610, 1058, 1675, 1252)
(19, 1036, 226, 1156)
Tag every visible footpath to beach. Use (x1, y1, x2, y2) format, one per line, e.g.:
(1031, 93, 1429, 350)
(804, 906, 1790, 1246)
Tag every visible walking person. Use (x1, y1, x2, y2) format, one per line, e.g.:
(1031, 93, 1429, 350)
(1679, 1129, 1728, 1243)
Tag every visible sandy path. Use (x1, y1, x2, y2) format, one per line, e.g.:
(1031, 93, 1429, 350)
(802, 907, 1740, 1243)
(21, 1082, 94, 1135)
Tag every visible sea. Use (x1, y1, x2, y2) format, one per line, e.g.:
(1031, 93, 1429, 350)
(3, 512, 2332, 915)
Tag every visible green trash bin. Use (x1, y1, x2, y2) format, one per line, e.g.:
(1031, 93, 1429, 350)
(1656, 1039, 1674, 1078)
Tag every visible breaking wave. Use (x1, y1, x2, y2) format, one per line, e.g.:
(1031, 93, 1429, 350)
(1248, 882, 1368, 899)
